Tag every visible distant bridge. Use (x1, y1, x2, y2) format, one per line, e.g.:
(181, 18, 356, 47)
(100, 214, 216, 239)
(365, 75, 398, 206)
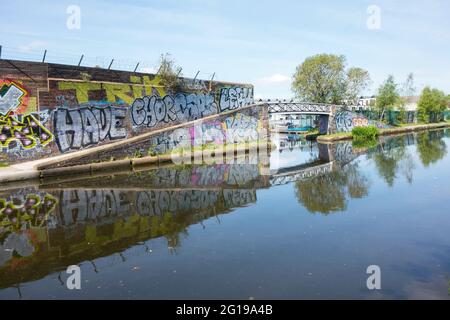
(252, 99, 347, 134)
(253, 99, 344, 115)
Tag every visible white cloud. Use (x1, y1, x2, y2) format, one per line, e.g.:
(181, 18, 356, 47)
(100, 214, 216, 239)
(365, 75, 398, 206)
(257, 73, 291, 84)
(141, 67, 157, 74)
(17, 40, 47, 52)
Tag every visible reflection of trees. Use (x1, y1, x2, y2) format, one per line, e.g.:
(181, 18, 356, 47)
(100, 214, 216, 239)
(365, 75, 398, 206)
(294, 163, 369, 214)
(416, 131, 447, 167)
(399, 152, 415, 184)
(369, 136, 415, 186)
(366, 131, 447, 187)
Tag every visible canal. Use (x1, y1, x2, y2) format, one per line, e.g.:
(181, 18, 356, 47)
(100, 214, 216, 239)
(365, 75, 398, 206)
(1, 129, 450, 299)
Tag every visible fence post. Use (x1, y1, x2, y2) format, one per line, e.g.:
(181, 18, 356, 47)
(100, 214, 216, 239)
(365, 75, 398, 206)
(133, 62, 140, 73)
(42, 49, 47, 63)
(108, 59, 114, 70)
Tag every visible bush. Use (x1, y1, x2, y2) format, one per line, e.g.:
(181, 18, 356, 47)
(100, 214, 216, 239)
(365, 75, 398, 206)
(351, 125, 379, 142)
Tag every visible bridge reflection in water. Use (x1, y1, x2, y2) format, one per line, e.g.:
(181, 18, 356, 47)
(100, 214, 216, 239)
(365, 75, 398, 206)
(0, 130, 448, 295)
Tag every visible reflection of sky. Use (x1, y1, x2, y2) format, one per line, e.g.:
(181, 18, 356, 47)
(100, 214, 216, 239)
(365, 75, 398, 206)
(270, 135, 320, 171)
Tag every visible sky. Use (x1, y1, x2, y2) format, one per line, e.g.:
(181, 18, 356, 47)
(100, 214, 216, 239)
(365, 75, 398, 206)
(0, 0, 449, 98)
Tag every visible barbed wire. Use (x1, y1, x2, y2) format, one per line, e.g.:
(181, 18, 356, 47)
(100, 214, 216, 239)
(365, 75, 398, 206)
(0, 45, 218, 80)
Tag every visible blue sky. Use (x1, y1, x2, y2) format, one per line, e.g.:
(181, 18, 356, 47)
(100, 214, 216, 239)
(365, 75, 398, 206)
(0, 0, 449, 98)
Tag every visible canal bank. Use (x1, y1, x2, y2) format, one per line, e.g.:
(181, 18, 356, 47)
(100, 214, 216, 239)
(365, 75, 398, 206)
(317, 121, 450, 143)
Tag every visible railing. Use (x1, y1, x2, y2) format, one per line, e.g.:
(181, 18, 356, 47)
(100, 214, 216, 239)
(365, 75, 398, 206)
(0, 45, 217, 80)
(252, 99, 343, 114)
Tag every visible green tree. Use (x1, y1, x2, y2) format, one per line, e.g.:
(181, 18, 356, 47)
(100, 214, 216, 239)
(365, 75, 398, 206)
(346, 67, 372, 105)
(417, 87, 448, 123)
(292, 54, 371, 105)
(375, 75, 400, 121)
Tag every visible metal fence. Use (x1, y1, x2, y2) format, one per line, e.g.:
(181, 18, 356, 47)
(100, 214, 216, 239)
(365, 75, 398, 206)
(355, 110, 450, 125)
(0, 45, 217, 80)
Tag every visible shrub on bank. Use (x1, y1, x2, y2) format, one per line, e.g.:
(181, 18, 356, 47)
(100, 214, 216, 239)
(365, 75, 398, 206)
(351, 125, 379, 142)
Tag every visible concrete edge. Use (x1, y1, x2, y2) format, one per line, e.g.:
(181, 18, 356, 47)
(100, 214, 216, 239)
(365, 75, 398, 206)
(317, 122, 450, 143)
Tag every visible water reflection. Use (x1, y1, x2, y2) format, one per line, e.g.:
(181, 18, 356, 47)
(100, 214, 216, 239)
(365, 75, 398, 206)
(0, 129, 449, 298)
(294, 162, 369, 214)
(417, 131, 447, 167)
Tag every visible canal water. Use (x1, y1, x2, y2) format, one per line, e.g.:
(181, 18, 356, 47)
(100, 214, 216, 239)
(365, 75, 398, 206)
(1, 129, 450, 299)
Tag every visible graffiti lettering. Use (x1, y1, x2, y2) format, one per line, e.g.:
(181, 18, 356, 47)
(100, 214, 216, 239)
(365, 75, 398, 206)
(131, 93, 218, 128)
(225, 113, 259, 143)
(0, 81, 28, 114)
(0, 192, 57, 231)
(219, 87, 253, 112)
(0, 113, 54, 150)
(54, 106, 127, 153)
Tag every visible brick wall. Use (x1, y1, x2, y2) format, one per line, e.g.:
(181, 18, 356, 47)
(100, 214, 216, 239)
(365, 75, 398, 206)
(0, 59, 255, 164)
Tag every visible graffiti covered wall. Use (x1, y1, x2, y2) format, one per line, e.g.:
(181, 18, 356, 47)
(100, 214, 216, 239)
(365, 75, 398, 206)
(334, 111, 389, 133)
(0, 60, 254, 164)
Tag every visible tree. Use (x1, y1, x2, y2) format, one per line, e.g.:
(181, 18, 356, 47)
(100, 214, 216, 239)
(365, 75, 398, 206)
(291, 54, 371, 105)
(157, 53, 183, 91)
(417, 87, 448, 123)
(375, 75, 400, 120)
(346, 67, 372, 105)
(397, 73, 416, 122)
(402, 73, 416, 97)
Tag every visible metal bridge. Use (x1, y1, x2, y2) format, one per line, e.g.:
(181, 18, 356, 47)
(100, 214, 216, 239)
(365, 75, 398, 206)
(253, 99, 344, 115)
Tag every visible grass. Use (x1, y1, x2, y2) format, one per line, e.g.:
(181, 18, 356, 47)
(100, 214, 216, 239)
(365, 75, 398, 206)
(0, 162, 9, 168)
(351, 126, 379, 142)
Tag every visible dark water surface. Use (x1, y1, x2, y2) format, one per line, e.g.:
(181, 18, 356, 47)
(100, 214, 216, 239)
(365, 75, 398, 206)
(1, 129, 450, 299)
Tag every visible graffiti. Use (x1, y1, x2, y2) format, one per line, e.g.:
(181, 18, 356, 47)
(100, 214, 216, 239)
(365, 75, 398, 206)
(0, 79, 51, 152)
(0, 232, 35, 266)
(131, 92, 218, 128)
(0, 113, 54, 150)
(191, 120, 225, 146)
(135, 190, 220, 216)
(149, 127, 191, 154)
(225, 113, 259, 143)
(0, 81, 29, 114)
(181, 78, 208, 91)
(54, 106, 127, 152)
(0, 193, 58, 231)
(219, 87, 253, 112)
(335, 111, 368, 132)
(335, 111, 389, 133)
(59, 190, 132, 225)
(57, 188, 256, 226)
(227, 164, 260, 185)
(147, 113, 261, 155)
(223, 189, 256, 207)
(56, 75, 166, 105)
